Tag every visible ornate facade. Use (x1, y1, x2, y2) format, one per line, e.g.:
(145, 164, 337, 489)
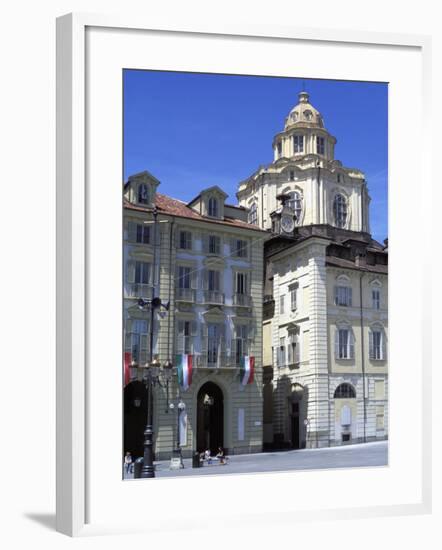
(238, 91, 388, 448)
(123, 172, 267, 460)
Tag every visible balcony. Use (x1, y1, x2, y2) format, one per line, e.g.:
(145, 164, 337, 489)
(175, 288, 196, 302)
(204, 291, 225, 305)
(194, 352, 231, 369)
(233, 293, 252, 307)
(127, 283, 152, 298)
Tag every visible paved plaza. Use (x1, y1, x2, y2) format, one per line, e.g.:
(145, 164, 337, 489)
(124, 440, 388, 480)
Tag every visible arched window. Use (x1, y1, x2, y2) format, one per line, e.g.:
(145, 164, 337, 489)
(334, 383, 356, 399)
(137, 184, 149, 205)
(248, 202, 258, 225)
(287, 191, 302, 223)
(208, 197, 219, 217)
(333, 194, 347, 228)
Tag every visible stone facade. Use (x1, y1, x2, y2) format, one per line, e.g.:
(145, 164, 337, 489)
(123, 172, 267, 460)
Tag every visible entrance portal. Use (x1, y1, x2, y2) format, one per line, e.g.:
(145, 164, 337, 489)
(124, 381, 148, 459)
(197, 382, 224, 454)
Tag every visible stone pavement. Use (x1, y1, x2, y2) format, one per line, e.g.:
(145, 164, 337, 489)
(123, 440, 388, 480)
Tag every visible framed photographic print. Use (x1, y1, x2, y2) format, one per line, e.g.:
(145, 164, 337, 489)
(56, 13, 432, 537)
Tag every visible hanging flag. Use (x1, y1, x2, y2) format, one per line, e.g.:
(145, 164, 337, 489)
(176, 354, 193, 391)
(124, 352, 132, 386)
(240, 356, 255, 386)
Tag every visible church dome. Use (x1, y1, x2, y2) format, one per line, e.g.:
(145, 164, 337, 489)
(284, 91, 324, 130)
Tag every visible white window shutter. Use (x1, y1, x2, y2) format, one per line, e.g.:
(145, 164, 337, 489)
(334, 328, 339, 359)
(127, 261, 135, 284)
(349, 331, 355, 359)
(202, 234, 209, 253)
(191, 269, 198, 290)
(334, 286, 338, 305)
(382, 332, 387, 360)
(191, 320, 198, 337)
(348, 287, 353, 306)
(369, 331, 374, 359)
(140, 334, 148, 365)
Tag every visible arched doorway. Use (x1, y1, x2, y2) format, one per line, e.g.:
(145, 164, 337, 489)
(123, 381, 148, 459)
(197, 382, 224, 454)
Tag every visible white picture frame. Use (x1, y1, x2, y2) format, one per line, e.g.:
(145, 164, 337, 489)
(56, 13, 432, 537)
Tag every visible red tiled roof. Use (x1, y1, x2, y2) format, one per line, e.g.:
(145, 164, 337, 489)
(124, 194, 266, 232)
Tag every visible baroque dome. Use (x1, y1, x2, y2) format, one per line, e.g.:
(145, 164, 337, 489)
(284, 91, 324, 130)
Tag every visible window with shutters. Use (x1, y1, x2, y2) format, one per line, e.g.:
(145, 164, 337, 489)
(369, 326, 386, 361)
(127, 221, 150, 244)
(231, 238, 248, 258)
(126, 260, 152, 297)
(179, 230, 192, 250)
(335, 327, 355, 360)
(278, 337, 286, 367)
(280, 294, 285, 314)
(334, 285, 352, 307)
(207, 323, 224, 365)
(208, 197, 219, 217)
(234, 272, 251, 306)
(208, 270, 220, 291)
(293, 134, 304, 153)
(125, 319, 149, 365)
(208, 235, 221, 255)
(372, 288, 381, 310)
(137, 184, 150, 205)
(176, 320, 197, 355)
(178, 266, 191, 289)
(233, 325, 249, 365)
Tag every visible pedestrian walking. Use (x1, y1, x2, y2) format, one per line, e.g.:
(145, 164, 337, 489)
(124, 452, 133, 475)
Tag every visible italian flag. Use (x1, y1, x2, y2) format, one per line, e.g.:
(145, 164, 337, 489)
(124, 352, 132, 387)
(176, 354, 193, 391)
(240, 356, 255, 386)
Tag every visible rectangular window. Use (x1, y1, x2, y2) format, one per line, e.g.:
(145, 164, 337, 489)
(208, 235, 221, 255)
(134, 261, 150, 284)
(336, 328, 354, 360)
(316, 136, 325, 155)
(128, 221, 150, 244)
(178, 266, 191, 289)
(290, 287, 297, 311)
(293, 134, 304, 153)
(177, 320, 195, 355)
(125, 319, 149, 364)
(236, 272, 247, 294)
(234, 325, 249, 364)
(280, 294, 285, 314)
(370, 330, 384, 360)
(279, 337, 286, 366)
(208, 270, 220, 292)
(232, 239, 248, 258)
(372, 288, 380, 310)
(334, 286, 352, 307)
(179, 230, 192, 250)
(207, 323, 223, 364)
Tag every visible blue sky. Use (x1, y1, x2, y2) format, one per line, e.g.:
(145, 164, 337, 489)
(124, 71, 388, 242)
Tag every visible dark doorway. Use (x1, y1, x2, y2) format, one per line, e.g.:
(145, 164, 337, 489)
(290, 402, 300, 449)
(197, 382, 224, 454)
(124, 381, 148, 459)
